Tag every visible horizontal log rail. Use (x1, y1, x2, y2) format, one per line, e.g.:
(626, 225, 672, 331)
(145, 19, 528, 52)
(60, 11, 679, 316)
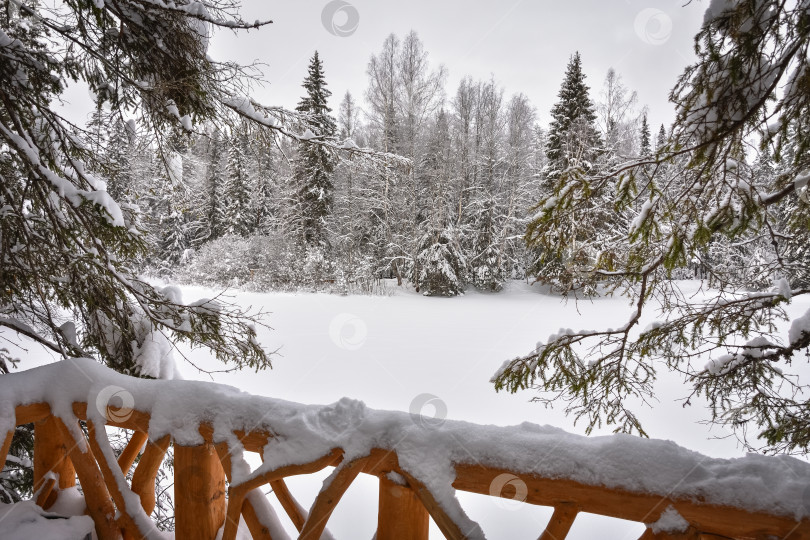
(3, 371, 810, 539)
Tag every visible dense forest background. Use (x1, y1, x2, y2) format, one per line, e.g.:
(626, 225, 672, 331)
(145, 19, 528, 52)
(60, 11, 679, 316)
(95, 32, 677, 296)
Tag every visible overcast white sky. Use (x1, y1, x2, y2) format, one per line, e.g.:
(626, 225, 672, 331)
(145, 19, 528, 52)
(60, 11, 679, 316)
(208, 0, 708, 131)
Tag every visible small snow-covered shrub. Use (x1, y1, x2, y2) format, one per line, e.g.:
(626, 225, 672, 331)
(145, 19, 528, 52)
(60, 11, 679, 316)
(178, 233, 304, 290)
(178, 234, 254, 287)
(332, 254, 380, 295)
(177, 234, 380, 294)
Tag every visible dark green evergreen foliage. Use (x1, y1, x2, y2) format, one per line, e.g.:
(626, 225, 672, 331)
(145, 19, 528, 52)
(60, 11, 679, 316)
(107, 122, 134, 202)
(496, 1, 810, 453)
(247, 137, 279, 235)
(633, 113, 654, 206)
(292, 52, 337, 248)
(529, 52, 608, 294)
(155, 131, 191, 265)
(639, 113, 651, 157)
(0, 425, 33, 504)
(296, 52, 337, 137)
(249, 170, 275, 236)
(159, 202, 190, 265)
(411, 108, 452, 288)
(543, 52, 602, 187)
(771, 126, 810, 290)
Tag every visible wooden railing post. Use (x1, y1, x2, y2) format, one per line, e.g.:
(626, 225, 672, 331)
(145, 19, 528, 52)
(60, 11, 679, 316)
(131, 435, 170, 516)
(377, 474, 429, 540)
(0, 430, 12, 467)
(539, 503, 578, 540)
(33, 415, 76, 508)
(174, 442, 227, 539)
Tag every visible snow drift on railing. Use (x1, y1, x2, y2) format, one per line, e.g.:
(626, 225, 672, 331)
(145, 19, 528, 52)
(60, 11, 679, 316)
(3, 357, 810, 525)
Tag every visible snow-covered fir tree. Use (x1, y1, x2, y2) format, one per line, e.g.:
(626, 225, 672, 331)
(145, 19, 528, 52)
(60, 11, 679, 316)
(639, 113, 651, 157)
(291, 51, 337, 248)
(467, 195, 506, 291)
(529, 51, 607, 292)
(543, 52, 602, 189)
(224, 126, 254, 237)
(155, 132, 194, 266)
(203, 127, 228, 241)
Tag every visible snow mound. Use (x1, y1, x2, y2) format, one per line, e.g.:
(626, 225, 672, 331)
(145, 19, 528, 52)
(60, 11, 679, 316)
(0, 500, 94, 540)
(649, 505, 689, 533)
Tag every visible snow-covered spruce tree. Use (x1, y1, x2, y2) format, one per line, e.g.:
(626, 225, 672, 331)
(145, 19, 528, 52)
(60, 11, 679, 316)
(414, 226, 468, 297)
(224, 125, 254, 237)
(495, 0, 810, 453)
(543, 52, 602, 188)
(413, 108, 455, 294)
(467, 195, 506, 292)
(632, 112, 655, 209)
(203, 127, 228, 241)
(87, 110, 136, 202)
(291, 51, 337, 249)
(180, 128, 213, 251)
(155, 131, 197, 267)
(639, 113, 651, 157)
(529, 51, 606, 293)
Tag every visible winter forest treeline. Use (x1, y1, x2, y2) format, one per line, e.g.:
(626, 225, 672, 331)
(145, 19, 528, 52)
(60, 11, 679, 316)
(93, 31, 783, 296)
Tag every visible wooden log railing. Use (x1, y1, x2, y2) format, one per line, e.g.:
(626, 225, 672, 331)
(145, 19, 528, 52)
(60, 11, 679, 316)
(3, 387, 810, 538)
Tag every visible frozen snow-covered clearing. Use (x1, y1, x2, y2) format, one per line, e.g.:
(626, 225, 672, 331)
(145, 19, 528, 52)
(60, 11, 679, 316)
(175, 280, 807, 454)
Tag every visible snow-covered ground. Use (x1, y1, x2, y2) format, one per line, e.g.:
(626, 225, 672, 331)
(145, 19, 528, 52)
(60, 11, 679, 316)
(8, 279, 810, 538)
